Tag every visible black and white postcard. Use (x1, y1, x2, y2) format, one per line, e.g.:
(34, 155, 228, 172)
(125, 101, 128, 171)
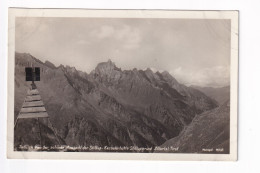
(7, 9, 238, 160)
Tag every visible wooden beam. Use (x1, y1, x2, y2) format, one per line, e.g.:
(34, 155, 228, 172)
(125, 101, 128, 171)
(23, 101, 44, 107)
(27, 89, 39, 96)
(25, 95, 41, 102)
(20, 107, 46, 113)
(18, 112, 49, 119)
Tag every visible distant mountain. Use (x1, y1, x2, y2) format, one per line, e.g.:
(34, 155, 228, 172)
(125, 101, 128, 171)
(191, 85, 230, 105)
(161, 100, 230, 153)
(14, 52, 218, 149)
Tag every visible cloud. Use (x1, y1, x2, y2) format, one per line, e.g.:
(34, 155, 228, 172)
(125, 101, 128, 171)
(149, 67, 164, 73)
(15, 17, 51, 43)
(115, 25, 141, 50)
(96, 25, 115, 39)
(76, 40, 90, 45)
(90, 25, 141, 50)
(171, 66, 230, 87)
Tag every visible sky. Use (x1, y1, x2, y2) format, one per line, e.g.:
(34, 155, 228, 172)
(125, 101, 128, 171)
(15, 17, 231, 87)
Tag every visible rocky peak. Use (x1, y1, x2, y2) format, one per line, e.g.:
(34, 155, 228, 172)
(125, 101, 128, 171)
(144, 68, 161, 83)
(145, 68, 155, 76)
(57, 64, 65, 71)
(94, 59, 121, 75)
(64, 65, 77, 74)
(161, 70, 171, 76)
(90, 60, 122, 83)
(161, 71, 178, 84)
(15, 52, 38, 65)
(45, 60, 56, 69)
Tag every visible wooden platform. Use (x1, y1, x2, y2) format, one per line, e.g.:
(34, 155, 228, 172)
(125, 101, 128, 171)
(17, 89, 49, 119)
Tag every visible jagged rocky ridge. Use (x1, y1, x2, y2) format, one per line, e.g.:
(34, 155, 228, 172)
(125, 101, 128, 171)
(14, 52, 218, 149)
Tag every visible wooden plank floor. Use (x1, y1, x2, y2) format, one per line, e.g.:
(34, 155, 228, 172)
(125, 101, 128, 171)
(17, 89, 49, 119)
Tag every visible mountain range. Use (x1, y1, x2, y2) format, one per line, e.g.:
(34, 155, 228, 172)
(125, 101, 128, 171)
(191, 85, 230, 105)
(14, 52, 229, 152)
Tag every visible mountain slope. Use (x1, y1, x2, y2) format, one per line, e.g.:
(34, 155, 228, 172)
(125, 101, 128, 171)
(161, 100, 230, 153)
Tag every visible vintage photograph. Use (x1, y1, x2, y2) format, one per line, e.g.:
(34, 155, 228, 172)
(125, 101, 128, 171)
(8, 9, 238, 160)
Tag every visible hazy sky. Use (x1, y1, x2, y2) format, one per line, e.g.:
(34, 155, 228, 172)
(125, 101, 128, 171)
(15, 17, 231, 87)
